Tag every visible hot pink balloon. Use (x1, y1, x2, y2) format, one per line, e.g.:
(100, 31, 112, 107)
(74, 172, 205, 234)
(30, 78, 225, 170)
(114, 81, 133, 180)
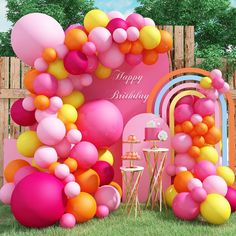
(194, 98, 215, 117)
(194, 160, 216, 181)
(125, 53, 143, 65)
(113, 28, 127, 43)
(56, 78, 73, 97)
(190, 187, 207, 203)
(82, 42, 96, 56)
(107, 18, 128, 33)
(14, 166, 38, 184)
(203, 175, 227, 196)
(174, 153, 195, 170)
(96, 205, 109, 218)
(225, 186, 236, 212)
(174, 104, 194, 123)
(190, 114, 202, 125)
(34, 57, 48, 72)
(188, 178, 203, 191)
(176, 95, 195, 106)
(11, 13, 65, 66)
(53, 138, 71, 159)
(126, 13, 145, 29)
(212, 77, 224, 89)
(127, 27, 140, 41)
(165, 164, 176, 176)
(60, 213, 76, 228)
(172, 133, 192, 153)
(0, 183, 15, 205)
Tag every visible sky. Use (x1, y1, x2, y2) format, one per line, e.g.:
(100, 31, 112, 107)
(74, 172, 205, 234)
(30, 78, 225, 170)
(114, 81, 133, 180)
(0, 0, 236, 32)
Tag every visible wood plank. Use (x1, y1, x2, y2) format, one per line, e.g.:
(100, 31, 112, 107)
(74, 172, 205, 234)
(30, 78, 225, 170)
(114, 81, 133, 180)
(174, 26, 184, 70)
(0, 88, 28, 98)
(185, 26, 194, 67)
(21, 62, 31, 89)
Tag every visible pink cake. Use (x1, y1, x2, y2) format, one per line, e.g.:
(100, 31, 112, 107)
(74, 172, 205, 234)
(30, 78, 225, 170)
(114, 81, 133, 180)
(145, 127, 162, 141)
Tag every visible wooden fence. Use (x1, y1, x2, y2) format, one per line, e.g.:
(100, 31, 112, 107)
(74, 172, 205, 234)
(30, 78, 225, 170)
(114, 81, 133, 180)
(0, 25, 235, 186)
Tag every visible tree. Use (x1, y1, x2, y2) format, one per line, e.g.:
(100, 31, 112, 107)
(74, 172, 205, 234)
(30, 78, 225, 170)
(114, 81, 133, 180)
(0, 0, 95, 56)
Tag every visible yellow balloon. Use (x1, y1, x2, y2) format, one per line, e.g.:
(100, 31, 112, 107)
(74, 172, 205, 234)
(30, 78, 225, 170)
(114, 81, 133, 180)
(216, 166, 235, 186)
(58, 104, 78, 124)
(98, 149, 114, 166)
(84, 9, 109, 32)
(17, 131, 42, 157)
(139, 26, 161, 50)
(200, 77, 212, 89)
(95, 63, 112, 79)
(197, 146, 218, 164)
(165, 185, 177, 208)
(48, 59, 69, 80)
(31, 159, 47, 172)
(62, 91, 85, 109)
(200, 194, 231, 224)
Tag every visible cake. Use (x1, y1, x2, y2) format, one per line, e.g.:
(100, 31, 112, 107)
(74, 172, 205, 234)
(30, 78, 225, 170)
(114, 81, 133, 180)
(144, 120, 162, 141)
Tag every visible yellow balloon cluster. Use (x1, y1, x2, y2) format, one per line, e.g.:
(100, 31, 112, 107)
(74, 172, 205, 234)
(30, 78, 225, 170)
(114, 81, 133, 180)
(200, 77, 212, 89)
(197, 146, 218, 164)
(216, 166, 235, 186)
(48, 59, 69, 80)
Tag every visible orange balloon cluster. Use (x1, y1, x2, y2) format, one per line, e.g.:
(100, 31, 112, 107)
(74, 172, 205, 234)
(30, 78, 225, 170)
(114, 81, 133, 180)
(174, 171, 194, 192)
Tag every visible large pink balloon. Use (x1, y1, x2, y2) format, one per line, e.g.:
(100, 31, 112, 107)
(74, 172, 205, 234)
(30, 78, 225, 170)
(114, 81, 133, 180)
(11, 13, 64, 66)
(174, 104, 194, 124)
(194, 160, 216, 181)
(194, 98, 215, 117)
(172, 133, 192, 153)
(174, 153, 195, 170)
(203, 175, 227, 196)
(176, 95, 195, 106)
(11, 172, 66, 228)
(76, 100, 123, 148)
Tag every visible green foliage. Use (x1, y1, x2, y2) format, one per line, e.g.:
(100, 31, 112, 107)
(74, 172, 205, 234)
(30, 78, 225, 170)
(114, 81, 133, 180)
(0, 32, 14, 56)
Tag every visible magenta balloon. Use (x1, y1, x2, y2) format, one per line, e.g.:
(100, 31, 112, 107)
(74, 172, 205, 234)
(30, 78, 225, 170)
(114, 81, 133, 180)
(225, 186, 236, 212)
(86, 55, 98, 73)
(174, 153, 196, 170)
(165, 164, 176, 176)
(92, 161, 114, 186)
(194, 98, 215, 117)
(176, 95, 195, 106)
(53, 138, 72, 159)
(172, 192, 200, 220)
(10, 99, 36, 126)
(190, 187, 207, 203)
(76, 100, 123, 148)
(125, 53, 143, 65)
(107, 18, 128, 33)
(126, 13, 145, 29)
(64, 51, 88, 75)
(194, 160, 216, 181)
(172, 133, 192, 153)
(33, 73, 58, 97)
(11, 172, 66, 228)
(70, 141, 98, 169)
(14, 166, 38, 184)
(212, 77, 224, 89)
(174, 104, 194, 124)
(11, 13, 64, 66)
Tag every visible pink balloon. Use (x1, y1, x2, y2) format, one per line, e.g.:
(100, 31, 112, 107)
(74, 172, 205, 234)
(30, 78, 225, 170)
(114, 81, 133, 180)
(203, 175, 228, 196)
(70, 141, 98, 169)
(107, 18, 128, 33)
(96, 205, 109, 218)
(14, 166, 38, 184)
(165, 164, 176, 176)
(0, 183, 15, 205)
(219, 82, 230, 94)
(176, 95, 195, 106)
(49, 96, 63, 112)
(190, 187, 207, 203)
(55, 164, 70, 179)
(35, 109, 57, 123)
(80, 74, 93, 87)
(174, 104, 194, 124)
(60, 213, 76, 228)
(82, 42, 96, 56)
(64, 51, 88, 75)
(190, 114, 202, 125)
(56, 78, 73, 97)
(144, 17, 155, 26)
(175, 166, 187, 174)
(76, 100, 124, 148)
(113, 28, 127, 43)
(125, 53, 143, 65)
(194, 98, 215, 117)
(89, 27, 112, 53)
(63, 174, 75, 184)
(37, 117, 66, 145)
(126, 13, 145, 29)
(11, 172, 65, 228)
(205, 88, 219, 101)
(29, 123, 38, 131)
(107, 11, 125, 20)
(225, 186, 236, 212)
(65, 23, 85, 33)
(34, 146, 58, 168)
(34, 57, 48, 72)
(22, 96, 35, 111)
(11, 13, 65, 66)
(194, 160, 216, 181)
(210, 69, 222, 80)
(53, 138, 71, 159)
(188, 178, 203, 191)
(99, 43, 125, 69)
(55, 44, 69, 59)
(172, 133, 192, 153)
(212, 77, 224, 89)
(172, 192, 200, 220)
(33, 73, 58, 97)
(94, 185, 120, 211)
(69, 75, 83, 90)
(64, 182, 81, 198)
(86, 55, 98, 73)
(67, 129, 82, 144)
(126, 27, 140, 41)
(174, 153, 196, 170)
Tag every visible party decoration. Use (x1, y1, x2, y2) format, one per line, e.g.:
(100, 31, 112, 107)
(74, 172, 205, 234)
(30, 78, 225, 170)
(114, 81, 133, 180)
(165, 185, 178, 208)
(225, 187, 236, 212)
(0, 183, 15, 205)
(216, 166, 235, 186)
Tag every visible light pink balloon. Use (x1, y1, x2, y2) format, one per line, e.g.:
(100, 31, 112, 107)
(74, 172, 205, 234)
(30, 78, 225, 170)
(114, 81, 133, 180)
(126, 27, 140, 41)
(165, 164, 176, 176)
(64, 182, 81, 198)
(69, 75, 83, 90)
(60, 213, 76, 228)
(82, 42, 96, 56)
(86, 55, 98, 73)
(172, 133, 192, 153)
(188, 178, 203, 191)
(175, 166, 188, 174)
(205, 88, 219, 100)
(11, 13, 65, 66)
(55, 44, 69, 59)
(37, 117, 66, 145)
(0, 183, 15, 205)
(219, 82, 230, 94)
(49, 96, 63, 112)
(34, 146, 58, 168)
(56, 78, 73, 97)
(126, 13, 145, 29)
(63, 174, 75, 184)
(96, 205, 109, 218)
(34, 57, 48, 72)
(54, 138, 71, 159)
(190, 187, 207, 203)
(65, 23, 83, 33)
(35, 109, 57, 123)
(67, 129, 82, 144)
(22, 96, 35, 111)
(107, 11, 125, 20)
(174, 153, 196, 170)
(80, 74, 93, 87)
(55, 164, 70, 179)
(210, 69, 222, 80)
(113, 28, 127, 43)
(190, 114, 203, 125)
(194, 160, 216, 181)
(99, 43, 125, 69)
(14, 166, 38, 184)
(89, 27, 112, 53)
(144, 17, 155, 26)
(125, 53, 143, 65)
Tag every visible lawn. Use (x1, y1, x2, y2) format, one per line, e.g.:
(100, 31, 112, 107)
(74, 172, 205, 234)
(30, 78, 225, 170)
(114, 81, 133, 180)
(0, 203, 236, 236)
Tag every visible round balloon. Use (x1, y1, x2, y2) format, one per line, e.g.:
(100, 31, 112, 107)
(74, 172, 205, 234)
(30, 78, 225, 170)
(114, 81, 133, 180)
(225, 186, 236, 212)
(165, 185, 177, 208)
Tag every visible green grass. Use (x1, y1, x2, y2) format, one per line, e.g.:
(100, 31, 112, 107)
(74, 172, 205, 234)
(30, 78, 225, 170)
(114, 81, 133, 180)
(0, 203, 236, 236)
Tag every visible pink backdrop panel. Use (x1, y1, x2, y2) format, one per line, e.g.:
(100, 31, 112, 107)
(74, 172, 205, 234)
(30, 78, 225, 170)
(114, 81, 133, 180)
(82, 55, 170, 184)
(122, 113, 171, 203)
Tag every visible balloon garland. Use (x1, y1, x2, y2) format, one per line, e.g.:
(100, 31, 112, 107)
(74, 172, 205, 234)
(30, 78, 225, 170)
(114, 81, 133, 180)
(0, 9, 172, 228)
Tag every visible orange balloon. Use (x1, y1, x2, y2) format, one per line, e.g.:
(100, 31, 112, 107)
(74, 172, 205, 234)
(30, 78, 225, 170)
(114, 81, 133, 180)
(142, 50, 159, 65)
(204, 126, 221, 145)
(192, 135, 205, 147)
(4, 159, 30, 182)
(64, 158, 78, 172)
(34, 95, 50, 110)
(118, 41, 132, 54)
(173, 171, 193, 192)
(65, 29, 88, 50)
(42, 48, 57, 63)
(74, 169, 100, 194)
(155, 30, 173, 53)
(181, 121, 194, 133)
(24, 69, 40, 94)
(194, 122, 208, 135)
(189, 129, 198, 138)
(130, 40, 143, 54)
(48, 162, 60, 173)
(203, 116, 215, 128)
(188, 146, 200, 158)
(110, 181, 122, 198)
(65, 123, 78, 131)
(66, 192, 97, 223)
(175, 124, 182, 133)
